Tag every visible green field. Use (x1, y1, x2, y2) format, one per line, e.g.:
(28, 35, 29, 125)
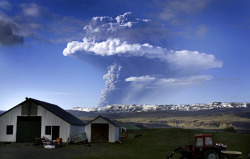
(81, 111, 250, 130)
(72, 128, 250, 159)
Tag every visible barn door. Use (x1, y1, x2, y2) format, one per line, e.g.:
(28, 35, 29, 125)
(16, 116, 41, 143)
(52, 126, 60, 140)
(91, 124, 109, 142)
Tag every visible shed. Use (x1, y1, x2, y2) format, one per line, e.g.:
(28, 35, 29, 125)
(85, 115, 119, 143)
(0, 98, 85, 143)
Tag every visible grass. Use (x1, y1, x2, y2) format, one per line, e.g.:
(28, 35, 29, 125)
(72, 128, 250, 159)
(115, 113, 250, 129)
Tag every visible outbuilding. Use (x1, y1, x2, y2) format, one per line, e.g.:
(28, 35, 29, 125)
(121, 124, 140, 133)
(85, 115, 119, 143)
(0, 98, 85, 143)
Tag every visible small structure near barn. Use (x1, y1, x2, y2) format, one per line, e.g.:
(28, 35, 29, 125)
(85, 115, 119, 143)
(121, 124, 140, 133)
(0, 98, 85, 143)
(135, 124, 148, 129)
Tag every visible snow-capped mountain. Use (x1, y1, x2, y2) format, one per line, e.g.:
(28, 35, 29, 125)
(70, 102, 249, 114)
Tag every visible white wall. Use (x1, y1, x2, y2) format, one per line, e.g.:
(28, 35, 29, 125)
(0, 106, 21, 142)
(85, 117, 119, 143)
(0, 103, 84, 143)
(85, 123, 91, 142)
(108, 124, 117, 142)
(38, 106, 71, 142)
(115, 127, 119, 141)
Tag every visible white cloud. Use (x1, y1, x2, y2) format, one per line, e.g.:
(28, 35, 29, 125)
(0, 2, 87, 44)
(196, 25, 209, 37)
(20, 3, 43, 17)
(122, 74, 213, 104)
(63, 38, 222, 72)
(63, 38, 166, 57)
(82, 12, 163, 46)
(157, 0, 211, 23)
(159, 75, 213, 86)
(126, 75, 212, 87)
(166, 50, 222, 71)
(84, 12, 144, 36)
(0, 1, 12, 10)
(125, 75, 155, 82)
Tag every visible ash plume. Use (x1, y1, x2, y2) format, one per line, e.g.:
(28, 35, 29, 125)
(63, 12, 222, 107)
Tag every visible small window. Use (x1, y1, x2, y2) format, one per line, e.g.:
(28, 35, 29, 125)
(205, 137, 213, 146)
(6, 125, 13, 135)
(196, 137, 203, 147)
(45, 126, 51, 135)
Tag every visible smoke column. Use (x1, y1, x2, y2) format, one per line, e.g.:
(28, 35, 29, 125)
(63, 12, 222, 107)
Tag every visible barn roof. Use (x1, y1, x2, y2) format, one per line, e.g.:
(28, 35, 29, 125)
(0, 98, 84, 126)
(29, 98, 85, 125)
(86, 115, 119, 127)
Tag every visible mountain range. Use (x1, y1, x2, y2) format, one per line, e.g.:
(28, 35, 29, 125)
(68, 102, 250, 131)
(70, 102, 250, 114)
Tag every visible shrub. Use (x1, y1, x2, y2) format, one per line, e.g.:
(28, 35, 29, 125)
(224, 127, 236, 133)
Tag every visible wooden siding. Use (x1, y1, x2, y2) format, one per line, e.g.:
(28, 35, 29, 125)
(21, 102, 37, 116)
(38, 106, 71, 142)
(85, 124, 91, 142)
(0, 106, 21, 142)
(115, 127, 119, 141)
(0, 102, 85, 143)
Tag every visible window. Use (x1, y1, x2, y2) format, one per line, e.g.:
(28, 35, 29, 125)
(6, 125, 13, 135)
(205, 137, 213, 146)
(45, 126, 51, 135)
(196, 137, 203, 147)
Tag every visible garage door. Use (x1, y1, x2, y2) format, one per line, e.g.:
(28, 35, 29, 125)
(16, 116, 41, 143)
(91, 123, 109, 142)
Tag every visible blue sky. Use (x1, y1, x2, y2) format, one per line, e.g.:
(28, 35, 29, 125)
(0, 0, 250, 110)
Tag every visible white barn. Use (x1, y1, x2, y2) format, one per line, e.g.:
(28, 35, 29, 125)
(85, 115, 119, 143)
(0, 98, 85, 143)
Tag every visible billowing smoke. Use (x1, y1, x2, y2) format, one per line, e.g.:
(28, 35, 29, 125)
(98, 63, 122, 107)
(63, 12, 222, 107)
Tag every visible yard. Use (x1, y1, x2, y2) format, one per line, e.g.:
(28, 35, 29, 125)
(0, 128, 249, 159)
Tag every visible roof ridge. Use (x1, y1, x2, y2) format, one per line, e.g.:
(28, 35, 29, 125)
(86, 115, 118, 127)
(28, 98, 85, 126)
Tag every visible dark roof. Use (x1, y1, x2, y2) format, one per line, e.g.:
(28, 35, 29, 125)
(86, 115, 119, 127)
(0, 98, 84, 126)
(30, 98, 84, 125)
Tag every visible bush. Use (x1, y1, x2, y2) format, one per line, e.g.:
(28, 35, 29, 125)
(224, 127, 236, 133)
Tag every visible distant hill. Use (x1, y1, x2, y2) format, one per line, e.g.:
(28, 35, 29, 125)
(68, 102, 250, 118)
(67, 102, 250, 130)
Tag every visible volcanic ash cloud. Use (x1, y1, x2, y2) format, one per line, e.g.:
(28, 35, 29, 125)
(63, 12, 222, 107)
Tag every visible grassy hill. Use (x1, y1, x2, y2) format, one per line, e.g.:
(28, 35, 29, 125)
(116, 112, 250, 130)
(72, 128, 250, 159)
(80, 111, 250, 130)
